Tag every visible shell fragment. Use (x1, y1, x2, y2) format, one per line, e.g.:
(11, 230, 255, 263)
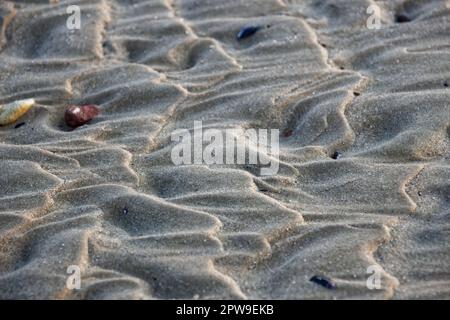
(0, 99, 35, 125)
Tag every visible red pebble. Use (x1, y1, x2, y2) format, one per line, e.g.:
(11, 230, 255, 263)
(65, 105, 100, 128)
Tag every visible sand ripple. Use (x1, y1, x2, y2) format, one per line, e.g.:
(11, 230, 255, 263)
(0, 0, 449, 299)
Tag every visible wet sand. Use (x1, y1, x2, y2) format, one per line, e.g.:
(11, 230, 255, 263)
(0, 0, 449, 299)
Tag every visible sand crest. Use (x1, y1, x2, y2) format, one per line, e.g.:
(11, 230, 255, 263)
(0, 0, 449, 299)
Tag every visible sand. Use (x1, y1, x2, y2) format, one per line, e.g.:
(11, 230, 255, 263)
(0, 0, 449, 299)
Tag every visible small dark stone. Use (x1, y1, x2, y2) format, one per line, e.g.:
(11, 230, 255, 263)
(259, 188, 269, 192)
(102, 39, 116, 54)
(395, 14, 411, 23)
(123, 208, 128, 214)
(331, 151, 341, 160)
(14, 122, 26, 129)
(310, 275, 336, 290)
(353, 91, 361, 97)
(283, 128, 293, 137)
(418, 191, 422, 196)
(339, 66, 345, 70)
(444, 81, 448, 87)
(237, 26, 261, 40)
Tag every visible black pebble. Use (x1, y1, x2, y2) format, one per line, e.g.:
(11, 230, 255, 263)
(444, 81, 448, 87)
(310, 275, 336, 290)
(395, 14, 411, 23)
(237, 26, 261, 40)
(331, 151, 341, 160)
(123, 208, 128, 214)
(14, 122, 26, 129)
(353, 91, 361, 97)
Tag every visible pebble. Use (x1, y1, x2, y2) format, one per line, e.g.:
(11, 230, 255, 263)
(331, 151, 341, 160)
(0, 98, 35, 125)
(237, 26, 261, 40)
(309, 275, 336, 290)
(65, 104, 100, 128)
(395, 14, 411, 23)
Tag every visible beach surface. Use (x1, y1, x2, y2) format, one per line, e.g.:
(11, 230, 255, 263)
(0, 0, 449, 299)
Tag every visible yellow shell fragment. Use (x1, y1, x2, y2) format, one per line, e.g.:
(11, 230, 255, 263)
(0, 99, 35, 125)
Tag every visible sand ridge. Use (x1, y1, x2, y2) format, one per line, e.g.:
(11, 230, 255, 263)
(0, 0, 449, 299)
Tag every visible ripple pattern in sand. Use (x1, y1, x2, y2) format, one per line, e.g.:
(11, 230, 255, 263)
(0, 0, 449, 299)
